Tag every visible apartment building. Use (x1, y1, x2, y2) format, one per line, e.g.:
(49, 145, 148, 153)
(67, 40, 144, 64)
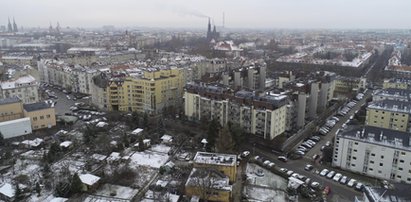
(23, 102, 56, 130)
(333, 126, 411, 184)
(383, 78, 411, 90)
(37, 59, 99, 94)
(0, 74, 39, 104)
(334, 76, 367, 94)
(0, 97, 24, 122)
(92, 67, 184, 114)
(365, 100, 411, 132)
(185, 83, 288, 140)
(373, 88, 411, 102)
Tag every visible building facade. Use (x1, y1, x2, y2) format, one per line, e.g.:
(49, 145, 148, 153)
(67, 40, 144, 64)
(0, 97, 24, 122)
(333, 126, 411, 184)
(365, 100, 411, 132)
(23, 102, 56, 130)
(0, 75, 39, 104)
(92, 67, 184, 114)
(185, 83, 288, 140)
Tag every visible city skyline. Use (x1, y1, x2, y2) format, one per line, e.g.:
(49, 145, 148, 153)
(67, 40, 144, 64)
(1, 0, 411, 29)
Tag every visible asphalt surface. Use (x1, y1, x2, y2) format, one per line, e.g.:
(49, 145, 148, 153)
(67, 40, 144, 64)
(42, 86, 91, 115)
(242, 90, 373, 202)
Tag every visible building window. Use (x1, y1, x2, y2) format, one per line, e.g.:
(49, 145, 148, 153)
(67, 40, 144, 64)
(40, 116, 44, 119)
(371, 153, 375, 156)
(354, 149, 357, 152)
(407, 178, 411, 182)
(370, 161, 374, 164)
(399, 167, 403, 171)
(354, 142, 358, 145)
(378, 170, 382, 174)
(397, 175, 401, 179)
(46, 114, 51, 118)
(41, 124, 45, 128)
(380, 163, 383, 166)
(400, 160, 404, 163)
(353, 157, 357, 160)
(401, 152, 406, 155)
(381, 155, 384, 159)
(369, 168, 373, 171)
(351, 164, 356, 167)
(33, 117, 38, 121)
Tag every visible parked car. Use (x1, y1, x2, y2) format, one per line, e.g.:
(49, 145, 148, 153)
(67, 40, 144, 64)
(340, 176, 348, 184)
(278, 156, 288, 162)
(263, 160, 271, 166)
(241, 151, 250, 157)
(279, 168, 288, 173)
(304, 164, 314, 171)
(347, 179, 357, 187)
(310, 181, 320, 189)
(286, 170, 294, 176)
(333, 173, 342, 182)
(313, 154, 320, 160)
(326, 171, 335, 179)
(320, 169, 329, 176)
(355, 183, 364, 191)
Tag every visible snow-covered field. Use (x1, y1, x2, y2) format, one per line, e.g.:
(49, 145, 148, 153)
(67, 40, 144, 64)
(148, 144, 171, 154)
(129, 150, 169, 169)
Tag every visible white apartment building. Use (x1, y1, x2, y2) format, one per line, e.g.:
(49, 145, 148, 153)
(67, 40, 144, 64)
(184, 84, 288, 140)
(37, 59, 99, 94)
(0, 75, 39, 104)
(333, 126, 411, 184)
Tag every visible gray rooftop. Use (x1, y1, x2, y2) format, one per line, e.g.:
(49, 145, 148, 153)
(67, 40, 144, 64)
(338, 126, 411, 150)
(0, 97, 21, 105)
(23, 102, 52, 112)
(368, 99, 411, 114)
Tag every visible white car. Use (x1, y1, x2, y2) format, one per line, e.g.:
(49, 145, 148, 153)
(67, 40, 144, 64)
(311, 181, 320, 189)
(242, 151, 250, 157)
(333, 173, 342, 181)
(347, 179, 357, 187)
(326, 171, 335, 179)
(286, 170, 294, 176)
(319, 169, 329, 176)
(340, 176, 348, 184)
(263, 160, 271, 166)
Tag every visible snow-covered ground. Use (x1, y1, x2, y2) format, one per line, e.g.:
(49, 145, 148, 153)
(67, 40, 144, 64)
(83, 184, 139, 201)
(243, 163, 288, 202)
(148, 144, 171, 154)
(129, 150, 169, 169)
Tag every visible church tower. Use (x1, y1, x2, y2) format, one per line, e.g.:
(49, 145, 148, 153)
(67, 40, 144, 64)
(7, 17, 12, 32)
(12, 17, 18, 32)
(206, 18, 212, 40)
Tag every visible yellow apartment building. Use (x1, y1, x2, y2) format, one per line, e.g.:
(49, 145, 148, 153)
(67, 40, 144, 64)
(366, 100, 411, 132)
(23, 102, 56, 130)
(0, 97, 24, 122)
(106, 68, 184, 114)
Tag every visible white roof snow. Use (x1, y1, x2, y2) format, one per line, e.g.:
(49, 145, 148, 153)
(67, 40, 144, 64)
(0, 182, 15, 198)
(79, 173, 100, 186)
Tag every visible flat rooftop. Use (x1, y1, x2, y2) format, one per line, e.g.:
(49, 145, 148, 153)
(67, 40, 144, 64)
(193, 152, 236, 166)
(23, 102, 52, 112)
(0, 96, 21, 105)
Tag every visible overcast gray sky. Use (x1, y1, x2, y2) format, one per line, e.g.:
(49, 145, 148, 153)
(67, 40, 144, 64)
(1, 0, 411, 29)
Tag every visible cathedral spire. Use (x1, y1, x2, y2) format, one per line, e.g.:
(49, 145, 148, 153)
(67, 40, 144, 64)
(12, 17, 18, 32)
(7, 17, 13, 32)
